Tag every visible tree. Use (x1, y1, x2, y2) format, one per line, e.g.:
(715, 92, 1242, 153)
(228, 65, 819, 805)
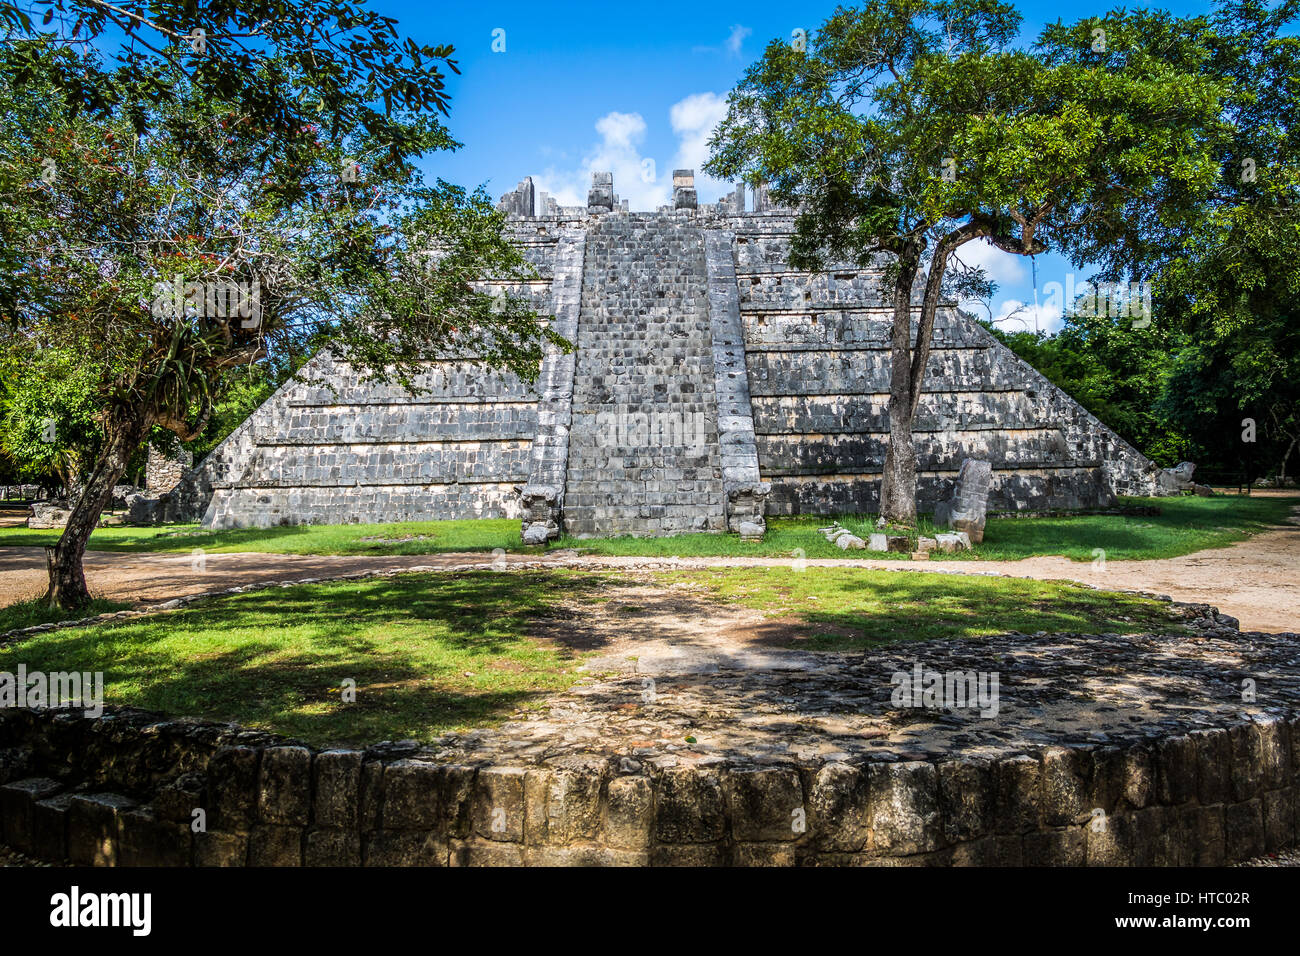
(1, 15, 560, 610)
(705, 0, 1225, 524)
(1149, 0, 1300, 487)
(985, 307, 1191, 467)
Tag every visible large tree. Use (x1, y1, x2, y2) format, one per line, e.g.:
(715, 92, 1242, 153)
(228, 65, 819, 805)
(705, 0, 1226, 524)
(1152, 0, 1300, 486)
(1, 6, 560, 610)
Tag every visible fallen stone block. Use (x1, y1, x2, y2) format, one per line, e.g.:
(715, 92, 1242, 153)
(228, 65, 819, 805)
(836, 534, 866, 550)
(886, 535, 910, 553)
(934, 533, 970, 553)
(868, 533, 887, 552)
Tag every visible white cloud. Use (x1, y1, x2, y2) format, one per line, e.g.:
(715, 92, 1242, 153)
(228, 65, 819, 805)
(726, 24, 752, 56)
(948, 238, 1026, 288)
(670, 92, 731, 200)
(692, 24, 752, 57)
(533, 110, 667, 211)
(532, 94, 737, 212)
(988, 299, 1064, 335)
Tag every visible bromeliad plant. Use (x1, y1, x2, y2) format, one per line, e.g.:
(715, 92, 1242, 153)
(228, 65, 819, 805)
(1, 24, 560, 609)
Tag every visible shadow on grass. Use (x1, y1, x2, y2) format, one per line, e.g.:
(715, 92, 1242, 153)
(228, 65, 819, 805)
(0, 571, 609, 747)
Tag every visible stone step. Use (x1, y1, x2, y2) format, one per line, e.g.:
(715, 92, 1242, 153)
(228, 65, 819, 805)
(564, 217, 727, 537)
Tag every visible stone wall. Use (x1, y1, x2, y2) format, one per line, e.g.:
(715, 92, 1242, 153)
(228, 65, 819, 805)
(172, 171, 1155, 533)
(2, 705, 1295, 866)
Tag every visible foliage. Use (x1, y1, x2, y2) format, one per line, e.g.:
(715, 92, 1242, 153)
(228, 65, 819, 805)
(0, 3, 564, 606)
(704, 0, 1228, 523)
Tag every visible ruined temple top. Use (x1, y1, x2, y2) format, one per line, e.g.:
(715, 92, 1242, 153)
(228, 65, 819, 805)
(495, 170, 782, 220)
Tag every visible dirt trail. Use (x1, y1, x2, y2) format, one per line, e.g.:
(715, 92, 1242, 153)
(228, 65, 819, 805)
(1, 501, 1296, 632)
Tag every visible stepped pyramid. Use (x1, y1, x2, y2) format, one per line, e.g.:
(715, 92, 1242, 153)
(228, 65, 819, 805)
(174, 170, 1158, 537)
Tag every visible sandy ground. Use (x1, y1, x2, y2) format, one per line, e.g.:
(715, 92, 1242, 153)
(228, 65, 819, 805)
(1, 497, 1296, 632)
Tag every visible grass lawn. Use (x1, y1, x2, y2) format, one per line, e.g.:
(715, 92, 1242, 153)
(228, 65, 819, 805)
(0, 566, 1187, 745)
(0, 571, 603, 747)
(0, 492, 1290, 563)
(673, 566, 1187, 649)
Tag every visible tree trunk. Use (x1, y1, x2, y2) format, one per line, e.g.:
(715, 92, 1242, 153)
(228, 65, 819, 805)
(879, 251, 921, 526)
(1279, 436, 1296, 487)
(44, 407, 151, 610)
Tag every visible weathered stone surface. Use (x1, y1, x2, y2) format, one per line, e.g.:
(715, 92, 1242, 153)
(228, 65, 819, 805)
(305, 828, 361, 866)
(313, 750, 362, 828)
(194, 830, 247, 867)
(258, 745, 311, 825)
(472, 767, 525, 842)
(655, 768, 726, 844)
(364, 830, 447, 866)
(524, 759, 605, 845)
(68, 792, 138, 866)
(176, 186, 1155, 535)
(248, 823, 302, 866)
(605, 775, 653, 849)
(208, 745, 260, 829)
(0, 777, 63, 851)
(117, 808, 191, 866)
(865, 762, 940, 855)
(723, 767, 804, 842)
(26, 501, 71, 529)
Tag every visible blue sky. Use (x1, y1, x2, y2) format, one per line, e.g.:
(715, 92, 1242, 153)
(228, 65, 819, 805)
(382, 0, 1222, 333)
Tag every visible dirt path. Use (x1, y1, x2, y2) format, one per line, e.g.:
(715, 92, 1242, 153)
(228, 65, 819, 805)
(1, 503, 1296, 631)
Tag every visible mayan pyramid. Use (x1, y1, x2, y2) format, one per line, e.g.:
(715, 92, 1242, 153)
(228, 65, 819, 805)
(172, 170, 1157, 538)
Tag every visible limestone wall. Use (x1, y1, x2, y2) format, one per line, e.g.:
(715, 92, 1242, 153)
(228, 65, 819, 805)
(192, 226, 576, 529)
(174, 176, 1156, 532)
(2, 706, 1295, 866)
(722, 218, 1155, 514)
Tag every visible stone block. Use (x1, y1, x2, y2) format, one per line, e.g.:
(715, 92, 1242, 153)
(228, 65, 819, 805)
(605, 775, 653, 849)
(207, 745, 260, 829)
(117, 808, 191, 866)
(722, 767, 804, 842)
(258, 745, 312, 825)
(655, 767, 725, 844)
(1224, 799, 1264, 863)
(472, 767, 526, 842)
(937, 758, 993, 844)
(313, 750, 362, 828)
(864, 761, 941, 856)
(248, 823, 303, 866)
(0, 776, 62, 852)
(194, 830, 248, 867)
(524, 759, 605, 845)
(31, 792, 78, 862)
(364, 830, 447, 866)
(305, 828, 362, 866)
(67, 792, 138, 866)
(1040, 747, 1089, 825)
(994, 755, 1040, 834)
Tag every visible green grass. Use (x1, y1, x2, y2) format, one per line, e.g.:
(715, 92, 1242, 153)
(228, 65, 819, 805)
(558, 494, 1295, 561)
(0, 493, 1290, 563)
(0, 571, 602, 747)
(672, 566, 1188, 648)
(0, 597, 131, 634)
(904, 494, 1295, 562)
(1, 565, 1191, 744)
(0, 518, 529, 556)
